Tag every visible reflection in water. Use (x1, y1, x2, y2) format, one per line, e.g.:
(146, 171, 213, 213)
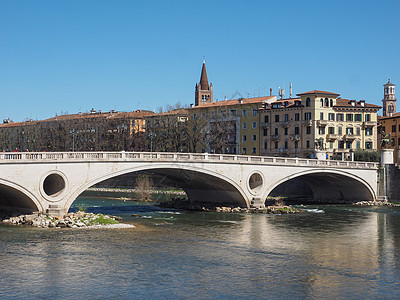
(0, 199, 400, 299)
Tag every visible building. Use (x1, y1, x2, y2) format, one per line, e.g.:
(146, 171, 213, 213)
(190, 61, 276, 154)
(382, 79, 396, 117)
(0, 109, 154, 152)
(259, 90, 381, 159)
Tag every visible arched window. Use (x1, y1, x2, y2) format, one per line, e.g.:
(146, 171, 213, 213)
(325, 98, 329, 107)
(306, 97, 311, 107)
(330, 99, 333, 107)
(320, 98, 324, 108)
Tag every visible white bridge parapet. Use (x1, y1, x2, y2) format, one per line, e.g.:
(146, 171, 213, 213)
(0, 152, 380, 216)
(0, 151, 379, 169)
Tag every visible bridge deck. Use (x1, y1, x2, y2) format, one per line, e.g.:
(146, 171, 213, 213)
(0, 152, 379, 169)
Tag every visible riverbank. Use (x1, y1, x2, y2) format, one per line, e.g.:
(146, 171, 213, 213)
(353, 201, 400, 207)
(1, 211, 134, 228)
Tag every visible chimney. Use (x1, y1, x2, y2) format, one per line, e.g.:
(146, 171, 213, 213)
(350, 100, 356, 106)
(270, 88, 272, 96)
(190, 104, 193, 108)
(359, 100, 365, 107)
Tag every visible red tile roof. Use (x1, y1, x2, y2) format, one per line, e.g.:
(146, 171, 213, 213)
(191, 96, 276, 109)
(297, 90, 340, 97)
(334, 99, 381, 109)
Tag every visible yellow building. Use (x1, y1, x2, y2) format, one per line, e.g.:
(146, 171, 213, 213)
(259, 90, 381, 159)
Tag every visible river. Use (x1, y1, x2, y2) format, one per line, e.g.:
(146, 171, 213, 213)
(1, 197, 400, 299)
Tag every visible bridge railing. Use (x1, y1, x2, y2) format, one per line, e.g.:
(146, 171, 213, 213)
(0, 151, 379, 169)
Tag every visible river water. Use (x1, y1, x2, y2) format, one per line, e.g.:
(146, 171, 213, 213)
(1, 197, 400, 299)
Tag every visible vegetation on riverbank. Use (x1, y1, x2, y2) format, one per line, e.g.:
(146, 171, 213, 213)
(1, 211, 125, 228)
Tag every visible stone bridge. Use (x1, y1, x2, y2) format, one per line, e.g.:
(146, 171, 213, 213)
(0, 152, 380, 215)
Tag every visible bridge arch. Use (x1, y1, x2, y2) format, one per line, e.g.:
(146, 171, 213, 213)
(0, 179, 43, 214)
(64, 163, 250, 212)
(263, 169, 376, 204)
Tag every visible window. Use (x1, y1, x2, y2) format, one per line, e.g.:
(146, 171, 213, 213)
(392, 125, 396, 132)
(284, 141, 288, 149)
(284, 128, 288, 135)
(325, 98, 329, 107)
(242, 110, 247, 117)
(356, 127, 361, 135)
(328, 127, 335, 134)
(346, 127, 353, 135)
(252, 147, 256, 154)
(338, 126, 343, 135)
(230, 109, 237, 117)
(365, 114, 371, 122)
(305, 112, 311, 120)
(263, 128, 268, 136)
(284, 114, 289, 121)
(319, 127, 325, 134)
(264, 141, 268, 149)
(252, 122, 257, 129)
(242, 122, 247, 129)
(338, 141, 344, 149)
(252, 109, 257, 116)
(320, 98, 324, 108)
(295, 113, 300, 121)
(329, 141, 334, 149)
(365, 142, 373, 149)
(346, 114, 353, 122)
(330, 99, 333, 107)
(346, 141, 352, 149)
(306, 126, 311, 134)
(242, 147, 247, 154)
(365, 128, 372, 136)
(320, 112, 324, 120)
(264, 115, 269, 123)
(295, 126, 299, 134)
(274, 142, 279, 149)
(356, 140, 361, 149)
(355, 114, 362, 122)
(306, 97, 311, 107)
(274, 128, 279, 135)
(275, 115, 280, 122)
(306, 140, 310, 148)
(336, 113, 344, 121)
(328, 113, 335, 121)
(252, 135, 257, 141)
(242, 135, 247, 142)
(193, 114, 197, 120)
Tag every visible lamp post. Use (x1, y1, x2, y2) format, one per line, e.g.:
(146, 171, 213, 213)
(148, 132, 156, 152)
(70, 129, 75, 152)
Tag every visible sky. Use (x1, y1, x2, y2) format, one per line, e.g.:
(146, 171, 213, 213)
(1, 0, 399, 122)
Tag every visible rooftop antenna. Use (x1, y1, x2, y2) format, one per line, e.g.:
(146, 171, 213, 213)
(290, 82, 293, 98)
(278, 86, 285, 99)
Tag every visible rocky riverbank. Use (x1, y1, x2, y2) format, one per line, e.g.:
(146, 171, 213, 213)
(353, 201, 400, 207)
(159, 198, 302, 214)
(1, 211, 133, 228)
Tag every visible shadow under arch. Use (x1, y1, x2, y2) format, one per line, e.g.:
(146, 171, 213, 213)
(263, 169, 376, 204)
(65, 164, 249, 212)
(0, 180, 42, 214)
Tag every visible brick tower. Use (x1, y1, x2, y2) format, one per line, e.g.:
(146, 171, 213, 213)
(382, 79, 396, 117)
(195, 60, 213, 106)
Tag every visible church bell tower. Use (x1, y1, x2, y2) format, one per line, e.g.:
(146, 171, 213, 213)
(382, 79, 396, 117)
(195, 59, 213, 106)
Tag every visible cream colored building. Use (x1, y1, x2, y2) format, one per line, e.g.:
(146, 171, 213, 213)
(260, 90, 381, 159)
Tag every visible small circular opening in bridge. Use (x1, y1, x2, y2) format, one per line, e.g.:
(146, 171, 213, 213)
(43, 174, 66, 198)
(249, 172, 263, 193)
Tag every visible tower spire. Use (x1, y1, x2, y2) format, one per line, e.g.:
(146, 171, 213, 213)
(199, 60, 209, 90)
(195, 59, 213, 106)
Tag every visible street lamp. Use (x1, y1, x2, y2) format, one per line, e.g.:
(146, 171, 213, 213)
(70, 129, 75, 152)
(148, 132, 156, 152)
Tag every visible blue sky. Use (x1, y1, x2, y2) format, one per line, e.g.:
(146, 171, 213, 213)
(1, 0, 399, 122)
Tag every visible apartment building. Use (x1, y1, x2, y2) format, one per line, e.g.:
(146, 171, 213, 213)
(259, 90, 381, 159)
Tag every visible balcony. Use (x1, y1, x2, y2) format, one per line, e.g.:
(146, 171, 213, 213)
(363, 121, 376, 128)
(317, 120, 328, 126)
(302, 120, 312, 126)
(344, 134, 356, 140)
(326, 134, 339, 140)
(260, 122, 270, 127)
(279, 121, 291, 127)
(271, 135, 280, 141)
(290, 134, 300, 141)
